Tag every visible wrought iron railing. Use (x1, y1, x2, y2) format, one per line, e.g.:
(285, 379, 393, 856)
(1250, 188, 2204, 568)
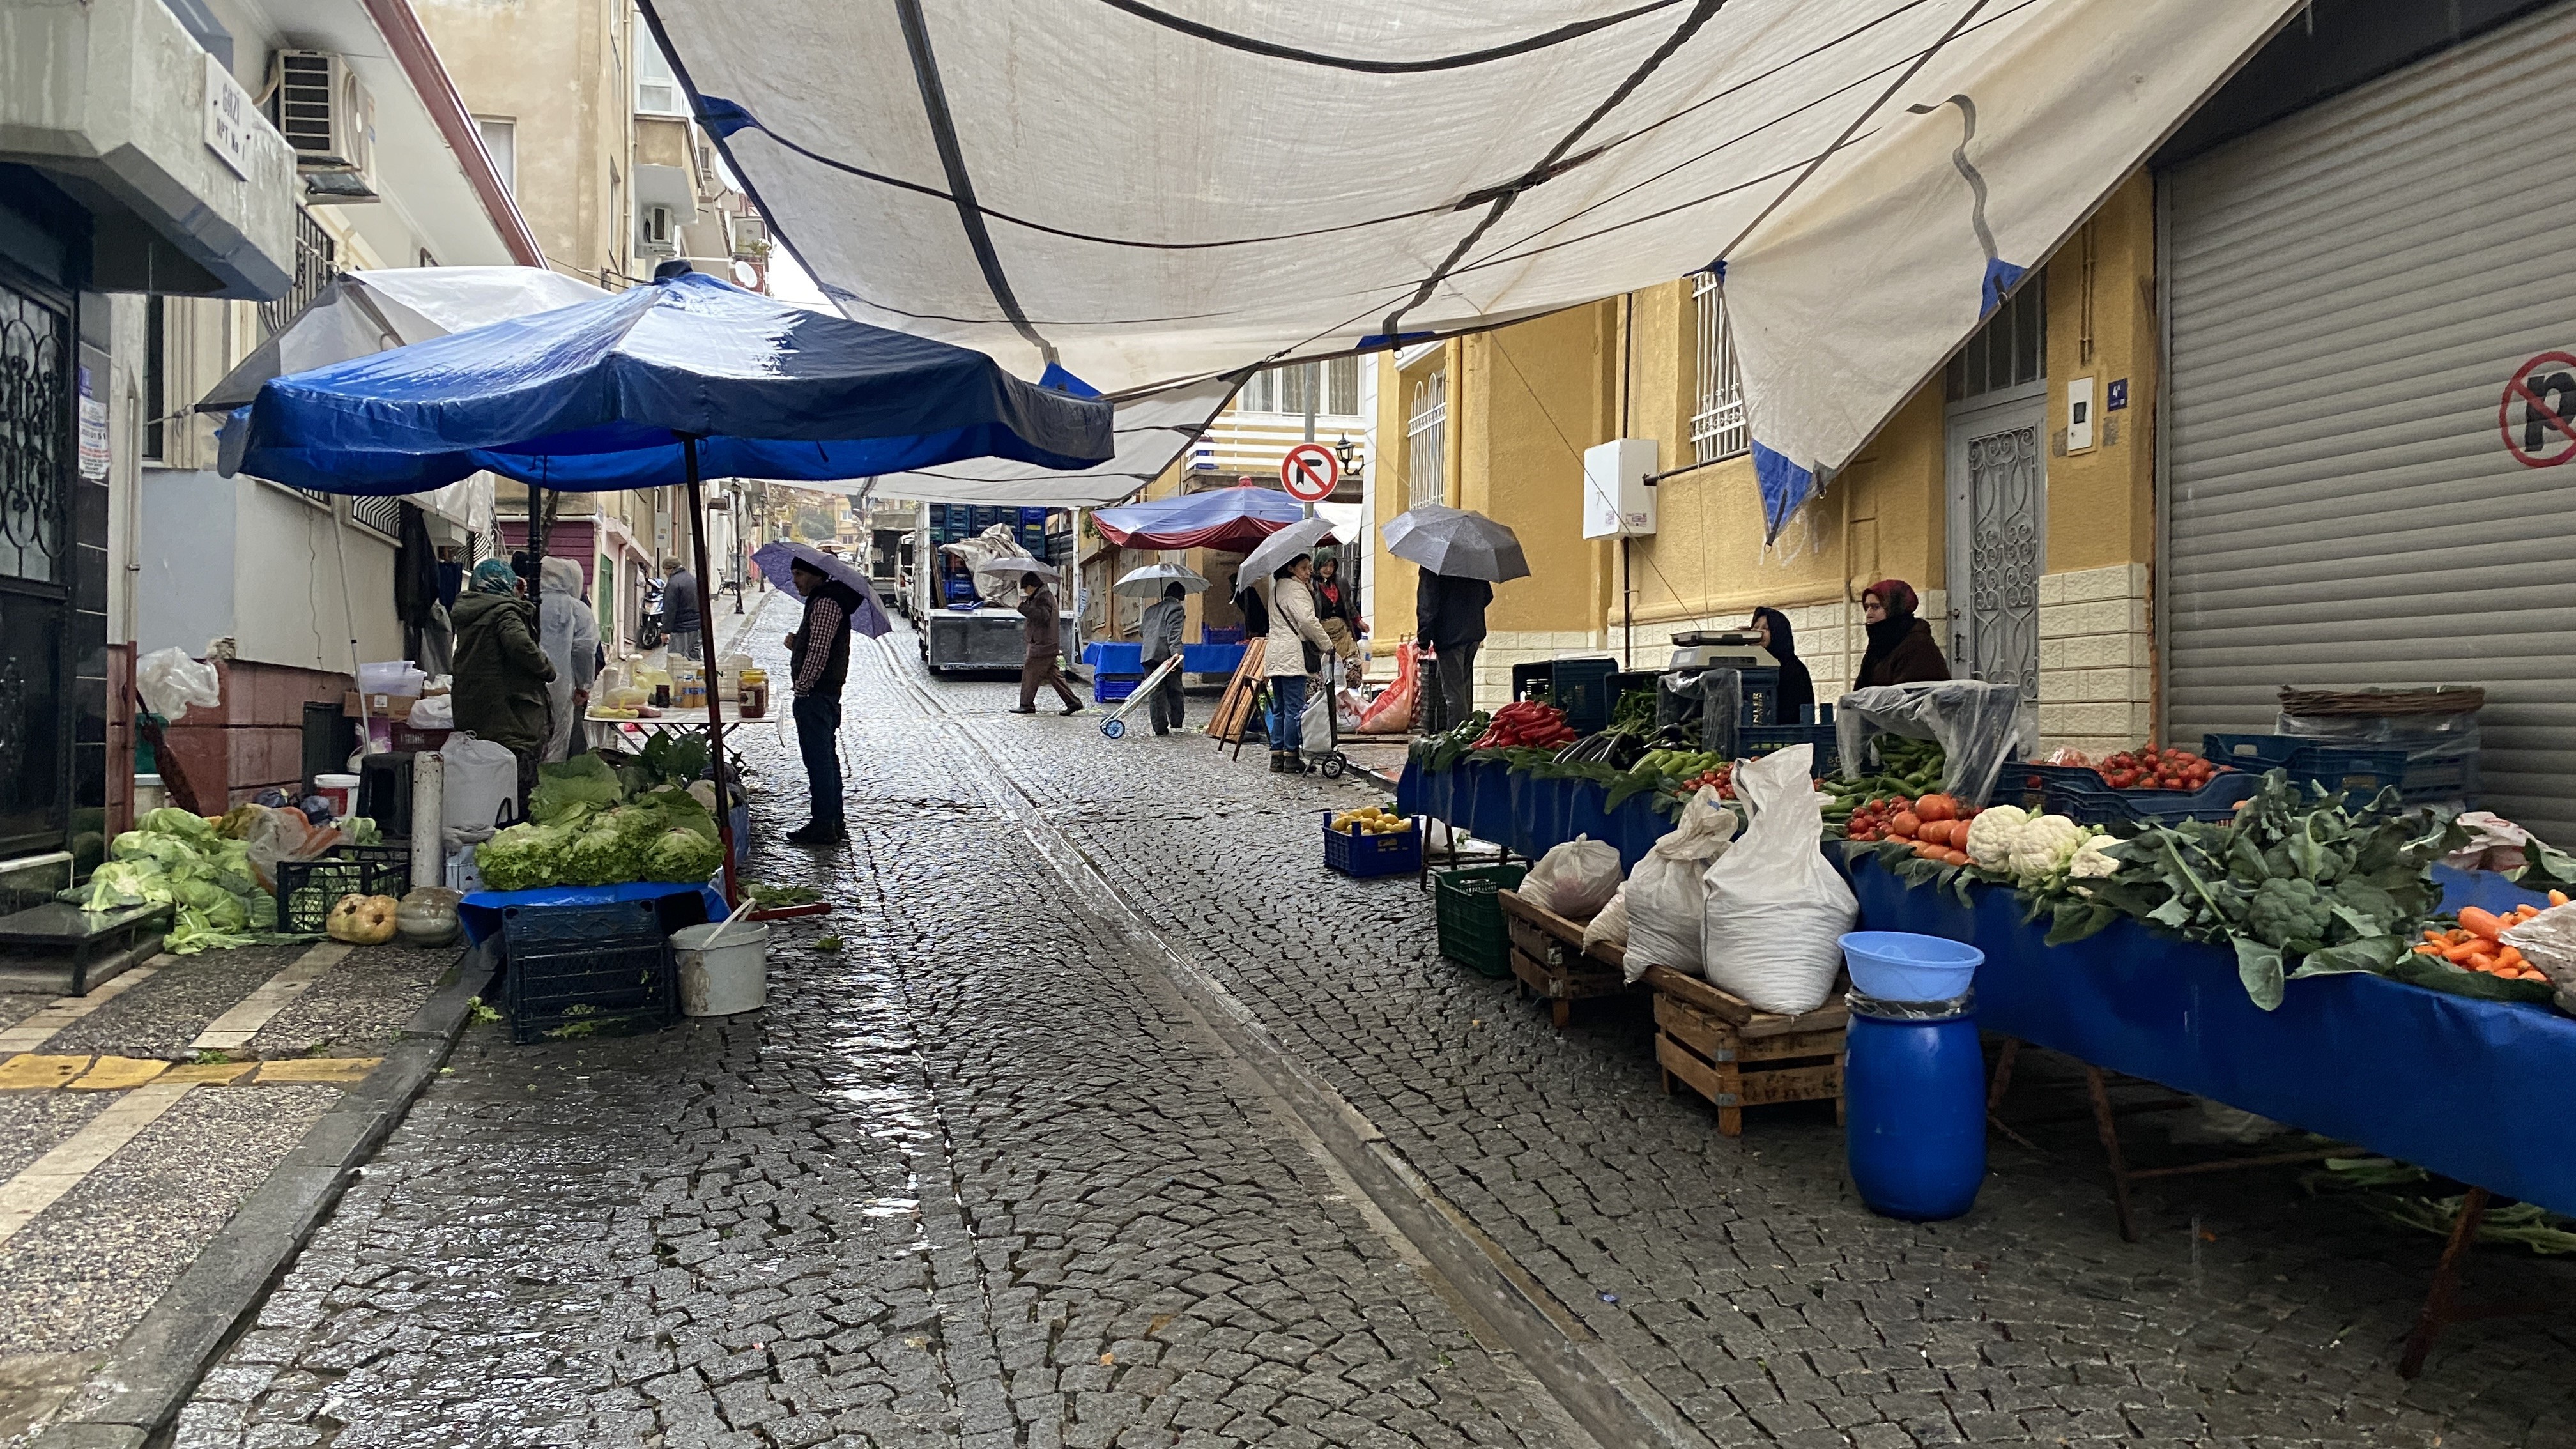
(259, 209, 339, 339)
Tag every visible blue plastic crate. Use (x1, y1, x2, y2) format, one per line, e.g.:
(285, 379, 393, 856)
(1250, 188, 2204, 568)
(1738, 723, 1839, 776)
(2039, 768, 2260, 827)
(1094, 675, 1139, 703)
(2202, 733, 2408, 809)
(1083, 641, 1144, 675)
(1202, 626, 1246, 645)
(1322, 811, 1422, 878)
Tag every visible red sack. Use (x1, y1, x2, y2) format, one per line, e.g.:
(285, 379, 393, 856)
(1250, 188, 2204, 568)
(1355, 644, 1419, 734)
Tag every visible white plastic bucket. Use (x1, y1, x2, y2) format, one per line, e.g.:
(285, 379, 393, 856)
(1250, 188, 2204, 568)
(673, 920, 769, 1016)
(313, 772, 361, 818)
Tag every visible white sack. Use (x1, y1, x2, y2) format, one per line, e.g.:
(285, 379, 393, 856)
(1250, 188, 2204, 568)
(1581, 885, 1630, 954)
(441, 733, 523, 834)
(1301, 689, 1333, 755)
(1620, 787, 1738, 983)
(137, 648, 223, 721)
(1701, 746, 1855, 1013)
(1521, 836, 1621, 921)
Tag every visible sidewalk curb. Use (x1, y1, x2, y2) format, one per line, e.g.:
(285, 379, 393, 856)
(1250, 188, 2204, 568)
(32, 940, 500, 1449)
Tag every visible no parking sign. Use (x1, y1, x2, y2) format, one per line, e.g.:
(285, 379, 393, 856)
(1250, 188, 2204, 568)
(2500, 351, 2576, 468)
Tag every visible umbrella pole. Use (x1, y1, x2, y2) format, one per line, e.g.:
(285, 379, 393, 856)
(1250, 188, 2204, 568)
(682, 437, 739, 908)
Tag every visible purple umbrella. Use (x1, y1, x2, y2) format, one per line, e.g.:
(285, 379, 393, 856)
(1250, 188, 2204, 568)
(750, 540, 894, 638)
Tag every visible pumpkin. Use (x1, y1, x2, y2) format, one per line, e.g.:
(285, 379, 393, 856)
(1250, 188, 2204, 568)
(326, 893, 400, 946)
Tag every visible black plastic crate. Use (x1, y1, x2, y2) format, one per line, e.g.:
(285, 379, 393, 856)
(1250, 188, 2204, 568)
(1738, 723, 1839, 775)
(498, 900, 676, 1044)
(276, 844, 413, 933)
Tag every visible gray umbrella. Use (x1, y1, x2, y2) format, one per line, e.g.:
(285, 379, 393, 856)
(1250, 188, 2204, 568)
(1236, 516, 1338, 586)
(1382, 504, 1529, 581)
(972, 555, 1058, 582)
(1114, 562, 1209, 596)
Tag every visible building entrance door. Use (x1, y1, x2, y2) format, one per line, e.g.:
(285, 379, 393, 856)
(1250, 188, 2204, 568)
(1943, 381, 2046, 702)
(0, 273, 73, 864)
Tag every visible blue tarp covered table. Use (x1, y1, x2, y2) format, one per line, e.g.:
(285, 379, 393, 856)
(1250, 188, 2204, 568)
(459, 880, 726, 946)
(1398, 758, 1675, 871)
(1848, 854, 2576, 1216)
(1181, 643, 1245, 677)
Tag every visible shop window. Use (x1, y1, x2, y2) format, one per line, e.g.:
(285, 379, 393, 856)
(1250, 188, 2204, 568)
(1690, 270, 1747, 463)
(1945, 271, 2046, 401)
(1406, 369, 1447, 509)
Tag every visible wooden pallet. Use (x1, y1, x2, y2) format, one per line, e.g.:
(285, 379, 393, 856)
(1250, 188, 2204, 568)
(1642, 963, 1847, 1137)
(1496, 890, 1637, 1029)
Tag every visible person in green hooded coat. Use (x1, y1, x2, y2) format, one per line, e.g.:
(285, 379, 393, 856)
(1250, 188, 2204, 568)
(451, 558, 557, 801)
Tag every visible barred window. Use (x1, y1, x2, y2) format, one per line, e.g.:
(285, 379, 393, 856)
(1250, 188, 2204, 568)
(1690, 270, 1747, 464)
(1240, 358, 1360, 417)
(1405, 369, 1447, 509)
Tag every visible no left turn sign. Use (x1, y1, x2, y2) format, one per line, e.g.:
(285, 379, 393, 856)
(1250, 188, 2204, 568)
(2500, 351, 2576, 468)
(1281, 441, 1339, 502)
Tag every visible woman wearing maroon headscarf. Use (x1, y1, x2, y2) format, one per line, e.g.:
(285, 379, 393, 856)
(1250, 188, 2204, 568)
(1853, 579, 1950, 690)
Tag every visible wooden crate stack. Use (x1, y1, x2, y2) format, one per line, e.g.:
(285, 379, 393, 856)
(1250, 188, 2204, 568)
(1497, 890, 1636, 1029)
(1643, 964, 1847, 1138)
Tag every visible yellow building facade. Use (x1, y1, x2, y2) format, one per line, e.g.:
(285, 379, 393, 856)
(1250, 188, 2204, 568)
(1367, 172, 2162, 757)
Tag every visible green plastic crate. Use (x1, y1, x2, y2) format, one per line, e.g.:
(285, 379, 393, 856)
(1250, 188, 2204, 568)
(1434, 864, 1527, 978)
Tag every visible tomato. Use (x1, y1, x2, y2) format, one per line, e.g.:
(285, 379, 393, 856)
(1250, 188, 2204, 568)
(1890, 811, 1922, 839)
(1915, 793, 1960, 823)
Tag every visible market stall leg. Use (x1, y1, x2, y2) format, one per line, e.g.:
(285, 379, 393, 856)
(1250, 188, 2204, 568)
(682, 437, 739, 905)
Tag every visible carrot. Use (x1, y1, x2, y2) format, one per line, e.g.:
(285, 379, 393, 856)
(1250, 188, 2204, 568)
(2414, 944, 2445, 956)
(2443, 940, 2485, 963)
(2498, 946, 2526, 967)
(2423, 929, 2446, 944)
(2552, 890, 2570, 908)
(2457, 907, 2507, 941)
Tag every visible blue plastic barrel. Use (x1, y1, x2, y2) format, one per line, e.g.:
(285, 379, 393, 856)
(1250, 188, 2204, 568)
(1843, 998, 1988, 1222)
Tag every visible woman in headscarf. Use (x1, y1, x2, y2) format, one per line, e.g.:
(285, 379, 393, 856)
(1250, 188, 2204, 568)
(1747, 606, 1816, 721)
(1853, 579, 1951, 690)
(451, 557, 556, 806)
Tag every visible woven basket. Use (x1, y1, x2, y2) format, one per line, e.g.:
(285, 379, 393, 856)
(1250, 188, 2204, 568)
(2276, 686, 2487, 718)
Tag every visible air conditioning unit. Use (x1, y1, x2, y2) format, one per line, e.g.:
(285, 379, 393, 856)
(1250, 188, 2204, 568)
(1582, 438, 1658, 539)
(639, 204, 677, 256)
(268, 51, 378, 201)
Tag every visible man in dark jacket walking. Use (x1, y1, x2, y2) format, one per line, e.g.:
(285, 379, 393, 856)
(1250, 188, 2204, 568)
(1013, 572, 1082, 715)
(452, 558, 556, 806)
(1416, 570, 1492, 733)
(663, 558, 703, 661)
(782, 558, 861, 845)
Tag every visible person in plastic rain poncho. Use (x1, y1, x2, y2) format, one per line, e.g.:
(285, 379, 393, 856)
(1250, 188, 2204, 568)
(1853, 579, 1951, 691)
(536, 557, 599, 763)
(451, 558, 556, 804)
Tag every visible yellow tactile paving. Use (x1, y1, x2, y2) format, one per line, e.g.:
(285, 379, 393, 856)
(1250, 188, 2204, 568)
(162, 1061, 258, 1085)
(65, 1056, 170, 1089)
(0, 1055, 91, 1091)
(250, 1057, 383, 1085)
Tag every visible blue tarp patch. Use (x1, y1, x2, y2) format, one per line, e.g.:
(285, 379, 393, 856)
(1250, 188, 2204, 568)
(694, 96, 759, 139)
(1981, 257, 2028, 318)
(1753, 441, 1814, 542)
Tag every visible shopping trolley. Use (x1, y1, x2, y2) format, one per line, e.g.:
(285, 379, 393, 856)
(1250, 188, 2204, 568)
(1097, 654, 1187, 739)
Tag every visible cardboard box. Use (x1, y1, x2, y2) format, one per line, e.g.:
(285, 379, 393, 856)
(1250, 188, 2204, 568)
(344, 692, 418, 721)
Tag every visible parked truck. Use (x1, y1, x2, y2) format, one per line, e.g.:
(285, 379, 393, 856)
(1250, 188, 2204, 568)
(910, 503, 1072, 673)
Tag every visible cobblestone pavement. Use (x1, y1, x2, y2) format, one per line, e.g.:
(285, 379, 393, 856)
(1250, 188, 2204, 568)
(183, 604, 2576, 1448)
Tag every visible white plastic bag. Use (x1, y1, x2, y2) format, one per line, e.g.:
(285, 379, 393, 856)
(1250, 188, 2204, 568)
(1581, 885, 1630, 953)
(441, 733, 522, 833)
(408, 694, 455, 729)
(1701, 745, 1857, 1013)
(1621, 787, 1739, 981)
(1521, 835, 1621, 919)
(2502, 904, 2576, 1017)
(136, 647, 222, 721)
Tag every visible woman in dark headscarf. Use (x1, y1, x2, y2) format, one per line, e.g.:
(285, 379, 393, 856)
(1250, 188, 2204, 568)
(1748, 607, 1816, 721)
(1853, 579, 1951, 690)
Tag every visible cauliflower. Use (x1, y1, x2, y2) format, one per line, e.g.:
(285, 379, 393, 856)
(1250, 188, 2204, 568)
(1963, 805, 2029, 871)
(2067, 834, 2119, 880)
(2008, 814, 2092, 884)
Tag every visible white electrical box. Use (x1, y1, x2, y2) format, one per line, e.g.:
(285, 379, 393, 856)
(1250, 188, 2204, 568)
(2064, 375, 2097, 454)
(1582, 438, 1657, 539)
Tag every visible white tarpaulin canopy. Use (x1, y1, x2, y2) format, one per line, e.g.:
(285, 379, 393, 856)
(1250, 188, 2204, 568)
(866, 374, 1240, 508)
(644, 0, 2296, 528)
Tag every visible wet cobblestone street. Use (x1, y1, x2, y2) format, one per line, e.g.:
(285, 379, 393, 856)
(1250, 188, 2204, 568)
(180, 601, 2576, 1448)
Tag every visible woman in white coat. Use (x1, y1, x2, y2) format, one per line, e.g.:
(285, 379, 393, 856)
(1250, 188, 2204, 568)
(1262, 555, 1335, 774)
(536, 556, 600, 762)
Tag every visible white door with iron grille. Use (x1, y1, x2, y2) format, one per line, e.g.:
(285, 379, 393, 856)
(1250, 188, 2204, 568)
(1943, 381, 2046, 702)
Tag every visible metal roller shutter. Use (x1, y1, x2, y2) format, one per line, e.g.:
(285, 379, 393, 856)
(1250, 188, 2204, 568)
(2161, 1, 2576, 838)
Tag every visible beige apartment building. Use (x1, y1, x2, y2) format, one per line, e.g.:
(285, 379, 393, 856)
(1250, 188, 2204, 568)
(416, 0, 775, 648)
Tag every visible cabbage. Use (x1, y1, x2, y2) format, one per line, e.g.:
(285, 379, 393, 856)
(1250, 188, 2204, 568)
(562, 822, 638, 886)
(476, 822, 568, 893)
(167, 905, 255, 955)
(140, 806, 220, 846)
(82, 860, 172, 910)
(530, 756, 625, 823)
(644, 828, 724, 884)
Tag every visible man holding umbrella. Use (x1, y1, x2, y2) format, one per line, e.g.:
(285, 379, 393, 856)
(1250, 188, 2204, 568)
(1384, 504, 1528, 733)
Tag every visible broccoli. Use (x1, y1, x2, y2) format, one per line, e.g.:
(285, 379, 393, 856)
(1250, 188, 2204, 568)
(2328, 877, 2400, 927)
(2247, 877, 2333, 951)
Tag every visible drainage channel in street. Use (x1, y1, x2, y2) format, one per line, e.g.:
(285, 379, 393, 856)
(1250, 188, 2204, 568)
(873, 634, 1713, 1449)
